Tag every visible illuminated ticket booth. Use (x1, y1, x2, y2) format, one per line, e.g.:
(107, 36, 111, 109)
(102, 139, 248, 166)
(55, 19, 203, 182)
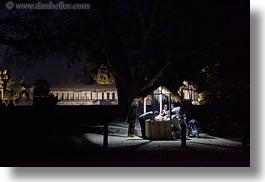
(144, 86, 173, 140)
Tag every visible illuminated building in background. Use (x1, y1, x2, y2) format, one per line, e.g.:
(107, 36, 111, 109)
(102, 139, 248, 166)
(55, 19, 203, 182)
(16, 84, 118, 106)
(49, 85, 118, 105)
(48, 65, 118, 105)
(178, 80, 199, 105)
(0, 69, 9, 101)
(92, 64, 115, 85)
(1, 67, 118, 106)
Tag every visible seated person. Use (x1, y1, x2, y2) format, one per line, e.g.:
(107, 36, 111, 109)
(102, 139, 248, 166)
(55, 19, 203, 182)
(187, 119, 200, 137)
(155, 114, 164, 121)
(160, 104, 169, 116)
(156, 110, 171, 121)
(154, 104, 169, 121)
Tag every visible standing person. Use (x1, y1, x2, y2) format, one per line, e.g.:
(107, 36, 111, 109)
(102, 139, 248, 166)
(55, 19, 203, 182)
(171, 102, 184, 139)
(171, 102, 182, 117)
(139, 111, 159, 139)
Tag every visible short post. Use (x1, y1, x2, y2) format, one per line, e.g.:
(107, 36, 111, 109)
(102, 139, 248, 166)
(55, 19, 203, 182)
(128, 102, 138, 137)
(103, 120, 108, 148)
(181, 100, 191, 148)
(181, 122, 186, 148)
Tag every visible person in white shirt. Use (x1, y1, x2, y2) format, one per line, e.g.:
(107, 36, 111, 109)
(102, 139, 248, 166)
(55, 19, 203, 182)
(170, 103, 184, 139)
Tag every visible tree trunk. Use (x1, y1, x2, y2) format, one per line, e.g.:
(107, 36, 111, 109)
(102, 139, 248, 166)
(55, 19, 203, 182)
(115, 79, 131, 120)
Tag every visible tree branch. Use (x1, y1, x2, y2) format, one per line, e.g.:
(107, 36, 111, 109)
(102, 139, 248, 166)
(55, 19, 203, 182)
(140, 60, 173, 92)
(133, 0, 160, 79)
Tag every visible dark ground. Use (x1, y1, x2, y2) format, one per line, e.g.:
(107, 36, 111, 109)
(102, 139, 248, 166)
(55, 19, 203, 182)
(0, 106, 249, 167)
(0, 131, 249, 167)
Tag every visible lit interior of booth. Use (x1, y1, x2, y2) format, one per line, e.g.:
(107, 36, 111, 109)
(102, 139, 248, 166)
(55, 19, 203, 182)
(143, 86, 177, 140)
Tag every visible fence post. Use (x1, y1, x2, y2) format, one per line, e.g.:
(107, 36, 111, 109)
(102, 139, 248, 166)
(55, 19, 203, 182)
(103, 120, 108, 148)
(181, 122, 186, 148)
(128, 102, 138, 137)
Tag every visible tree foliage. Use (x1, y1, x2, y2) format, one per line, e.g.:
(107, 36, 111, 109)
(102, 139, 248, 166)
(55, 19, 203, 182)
(0, 0, 249, 117)
(33, 79, 50, 97)
(196, 64, 249, 105)
(6, 77, 23, 97)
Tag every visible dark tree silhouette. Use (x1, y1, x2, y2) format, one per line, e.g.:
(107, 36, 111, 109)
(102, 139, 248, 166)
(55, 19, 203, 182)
(33, 79, 57, 106)
(33, 79, 50, 97)
(0, 0, 249, 119)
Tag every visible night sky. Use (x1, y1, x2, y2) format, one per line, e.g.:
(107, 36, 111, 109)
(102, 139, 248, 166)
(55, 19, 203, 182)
(0, 0, 249, 86)
(0, 55, 86, 85)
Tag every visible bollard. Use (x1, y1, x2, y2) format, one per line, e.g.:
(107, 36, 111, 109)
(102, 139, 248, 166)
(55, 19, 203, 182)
(103, 120, 108, 148)
(128, 102, 138, 137)
(181, 122, 187, 148)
